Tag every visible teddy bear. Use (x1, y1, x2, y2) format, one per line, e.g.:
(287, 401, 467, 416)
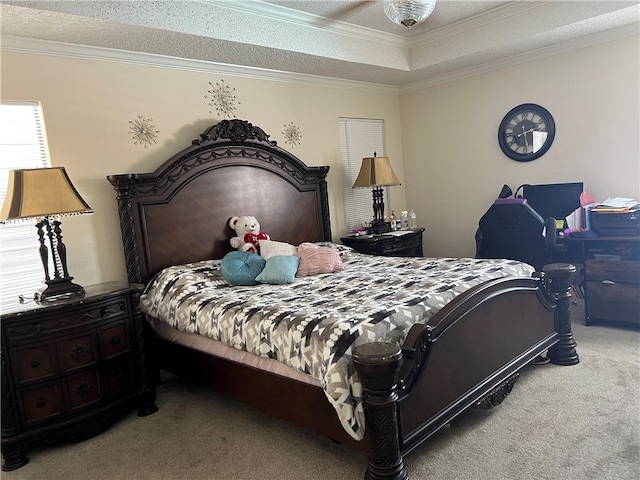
(228, 215, 270, 254)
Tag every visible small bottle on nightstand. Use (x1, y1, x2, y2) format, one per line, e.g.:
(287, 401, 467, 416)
(389, 211, 396, 231)
(400, 211, 409, 230)
(409, 209, 417, 229)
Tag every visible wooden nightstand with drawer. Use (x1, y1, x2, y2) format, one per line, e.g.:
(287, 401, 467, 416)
(1, 282, 158, 471)
(341, 228, 425, 257)
(583, 239, 640, 326)
(585, 258, 640, 326)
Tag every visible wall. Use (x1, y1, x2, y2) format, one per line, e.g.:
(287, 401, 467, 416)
(2, 34, 638, 287)
(0, 49, 404, 286)
(400, 35, 640, 258)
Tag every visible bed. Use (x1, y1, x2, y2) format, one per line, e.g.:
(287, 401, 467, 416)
(108, 118, 579, 480)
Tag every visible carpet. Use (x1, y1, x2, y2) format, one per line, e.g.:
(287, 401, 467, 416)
(3, 301, 639, 480)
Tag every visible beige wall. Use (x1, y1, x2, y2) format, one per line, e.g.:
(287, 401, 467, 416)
(0, 51, 404, 286)
(1, 34, 638, 287)
(401, 35, 640, 258)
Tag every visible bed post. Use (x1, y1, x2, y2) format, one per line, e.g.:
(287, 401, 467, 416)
(129, 287, 159, 416)
(107, 175, 143, 285)
(543, 263, 580, 366)
(353, 343, 408, 480)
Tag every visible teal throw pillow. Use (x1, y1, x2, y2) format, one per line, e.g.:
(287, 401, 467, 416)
(220, 251, 266, 286)
(255, 255, 300, 285)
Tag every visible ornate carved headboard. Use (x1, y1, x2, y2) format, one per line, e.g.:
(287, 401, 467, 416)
(108, 119, 331, 285)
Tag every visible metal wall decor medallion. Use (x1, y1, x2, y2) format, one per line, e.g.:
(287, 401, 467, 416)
(282, 122, 302, 147)
(205, 79, 240, 119)
(128, 116, 159, 148)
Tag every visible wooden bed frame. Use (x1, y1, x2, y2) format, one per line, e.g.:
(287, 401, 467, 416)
(108, 119, 579, 480)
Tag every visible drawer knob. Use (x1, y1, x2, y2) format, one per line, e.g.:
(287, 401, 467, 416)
(111, 336, 121, 346)
(35, 398, 46, 408)
(75, 381, 93, 398)
(30, 358, 41, 368)
(70, 344, 88, 360)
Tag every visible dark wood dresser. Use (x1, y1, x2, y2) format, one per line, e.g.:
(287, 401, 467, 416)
(341, 228, 424, 257)
(554, 236, 640, 327)
(1, 281, 157, 471)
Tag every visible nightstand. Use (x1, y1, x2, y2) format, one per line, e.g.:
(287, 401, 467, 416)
(552, 236, 640, 327)
(582, 237, 640, 327)
(341, 228, 425, 257)
(1, 281, 158, 471)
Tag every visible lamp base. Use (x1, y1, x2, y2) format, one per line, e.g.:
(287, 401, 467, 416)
(35, 277, 85, 303)
(369, 220, 392, 235)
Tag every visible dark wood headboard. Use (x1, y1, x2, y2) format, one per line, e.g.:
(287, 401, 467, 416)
(108, 119, 331, 285)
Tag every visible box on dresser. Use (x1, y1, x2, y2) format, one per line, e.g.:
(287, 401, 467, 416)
(1, 282, 158, 471)
(591, 209, 640, 236)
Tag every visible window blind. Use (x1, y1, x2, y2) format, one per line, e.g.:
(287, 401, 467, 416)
(338, 118, 386, 233)
(0, 101, 51, 311)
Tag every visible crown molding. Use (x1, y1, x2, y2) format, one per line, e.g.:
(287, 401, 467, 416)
(409, 1, 546, 48)
(204, 0, 409, 48)
(3, 19, 637, 98)
(401, 23, 640, 94)
(1, 36, 400, 95)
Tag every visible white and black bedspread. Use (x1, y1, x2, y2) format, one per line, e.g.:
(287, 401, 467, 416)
(140, 246, 535, 440)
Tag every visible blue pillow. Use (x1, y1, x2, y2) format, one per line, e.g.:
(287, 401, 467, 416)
(255, 255, 300, 285)
(220, 251, 266, 286)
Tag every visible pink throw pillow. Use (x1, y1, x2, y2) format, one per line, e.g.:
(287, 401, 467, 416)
(295, 242, 345, 277)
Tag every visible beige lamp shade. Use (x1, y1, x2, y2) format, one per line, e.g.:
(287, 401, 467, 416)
(0, 167, 93, 222)
(352, 156, 401, 188)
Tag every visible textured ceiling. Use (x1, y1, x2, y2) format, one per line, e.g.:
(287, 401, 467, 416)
(2, 0, 639, 88)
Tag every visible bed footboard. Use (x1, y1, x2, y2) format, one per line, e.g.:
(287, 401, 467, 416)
(354, 263, 578, 480)
(544, 263, 579, 366)
(354, 344, 408, 480)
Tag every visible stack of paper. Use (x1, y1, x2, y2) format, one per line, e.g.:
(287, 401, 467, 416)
(592, 197, 640, 213)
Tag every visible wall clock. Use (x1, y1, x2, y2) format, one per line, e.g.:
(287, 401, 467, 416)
(498, 103, 555, 162)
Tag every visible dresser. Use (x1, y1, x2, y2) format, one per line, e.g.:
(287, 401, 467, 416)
(341, 228, 424, 257)
(553, 236, 640, 327)
(1, 282, 158, 471)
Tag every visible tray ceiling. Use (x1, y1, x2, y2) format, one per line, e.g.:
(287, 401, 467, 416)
(2, 0, 639, 88)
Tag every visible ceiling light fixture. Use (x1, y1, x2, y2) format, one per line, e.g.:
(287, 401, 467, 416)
(383, 0, 436, 29)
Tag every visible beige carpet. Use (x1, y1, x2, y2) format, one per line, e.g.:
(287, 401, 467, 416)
(3, 301, 639, 480)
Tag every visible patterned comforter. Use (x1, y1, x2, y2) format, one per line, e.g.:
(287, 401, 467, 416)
(140, 246, 535, 440)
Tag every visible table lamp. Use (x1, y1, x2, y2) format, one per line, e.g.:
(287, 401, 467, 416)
(0, 167, 93, 302)
(352, 154, 401, 234)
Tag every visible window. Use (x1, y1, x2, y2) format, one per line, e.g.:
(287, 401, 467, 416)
(0, 101, 51, 310)
(338, 118, 386, 233)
